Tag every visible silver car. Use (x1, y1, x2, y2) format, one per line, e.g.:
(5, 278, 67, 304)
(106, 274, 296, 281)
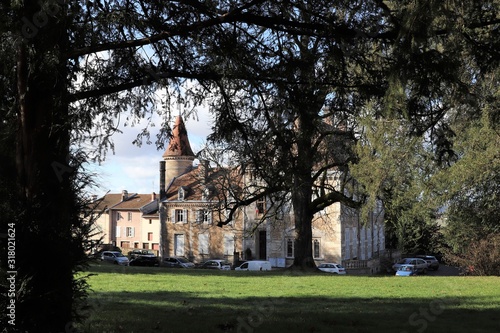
(101, 251, 129, 266)
(392, 258, 428, 274)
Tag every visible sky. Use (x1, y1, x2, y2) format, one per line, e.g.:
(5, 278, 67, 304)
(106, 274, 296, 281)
(88, 108, 214, 197)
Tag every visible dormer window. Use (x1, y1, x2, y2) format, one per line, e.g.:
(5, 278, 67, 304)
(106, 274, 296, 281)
(202, 187, 210, 201)
(178, 187, 187, 201)
(202, 185, 216, 201)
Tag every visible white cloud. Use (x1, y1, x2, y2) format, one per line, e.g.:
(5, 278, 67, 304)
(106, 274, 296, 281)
(89, 106, 213, 196)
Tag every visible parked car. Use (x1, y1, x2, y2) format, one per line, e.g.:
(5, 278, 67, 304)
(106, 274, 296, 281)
(129, 256, 159, 267)
(101, 251, 129, 266)
(317, 263, 347, 275)
(416, 255, 440, 271)
(128, 249, 156, 259)
(199, 259, 231, 270)
(90, 244, 122, 259)
(161, 257, 195, 268)
(392, 258, 428, 274)
(235, 260, 272, 271)
(395, 264, 419, 276)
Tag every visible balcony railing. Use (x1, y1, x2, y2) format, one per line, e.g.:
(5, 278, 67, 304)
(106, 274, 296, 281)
(342, 260, 368, 269)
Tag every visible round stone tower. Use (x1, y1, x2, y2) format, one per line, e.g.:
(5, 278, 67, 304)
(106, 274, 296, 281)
(162, 115, 196, 190)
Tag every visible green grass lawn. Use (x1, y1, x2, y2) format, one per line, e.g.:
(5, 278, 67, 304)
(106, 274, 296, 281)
(77, 264, 500, 333)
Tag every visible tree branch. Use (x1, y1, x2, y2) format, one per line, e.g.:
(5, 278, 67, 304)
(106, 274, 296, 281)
(310, 189, 361, 214)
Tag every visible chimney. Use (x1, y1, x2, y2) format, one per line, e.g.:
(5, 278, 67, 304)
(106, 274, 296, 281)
(198, 159, 210, 184)
(159, 161, 166, 199)
(122, 190, 128, 201)
(151, 192, 156, 201)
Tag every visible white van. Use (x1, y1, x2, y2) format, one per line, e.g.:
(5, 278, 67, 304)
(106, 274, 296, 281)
(235, 260, 272, 271)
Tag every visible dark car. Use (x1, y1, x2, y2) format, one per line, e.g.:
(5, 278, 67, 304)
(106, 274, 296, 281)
(161, 257, 195, 268)
(129, 256, 159, 267)
(416, 255, 440, 271)
(199, 259, 231, 270)
(128, 249, 156, 259)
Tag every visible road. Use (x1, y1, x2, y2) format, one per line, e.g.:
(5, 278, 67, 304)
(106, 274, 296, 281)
(427, 265, 460, 276)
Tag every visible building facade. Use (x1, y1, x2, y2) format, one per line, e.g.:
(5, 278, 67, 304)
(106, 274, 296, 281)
(89, 191, 160, 253)
(91, 115, 385, 269)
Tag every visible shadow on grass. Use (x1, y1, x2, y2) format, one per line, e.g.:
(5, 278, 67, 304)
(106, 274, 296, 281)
(79, 288, 500, 333)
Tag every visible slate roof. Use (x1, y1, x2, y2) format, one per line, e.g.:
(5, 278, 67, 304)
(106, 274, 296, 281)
(89, 193, 158, 215)
(165, 168, 204, 201)
(164, 166, 242, 202)
(113, 193, 155, 210)
(91, 193, 122, 211)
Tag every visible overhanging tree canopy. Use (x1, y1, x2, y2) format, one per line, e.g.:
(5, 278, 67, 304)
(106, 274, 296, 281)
(1, 0, 498, 331)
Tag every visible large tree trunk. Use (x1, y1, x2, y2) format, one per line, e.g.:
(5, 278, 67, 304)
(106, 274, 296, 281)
(291, 180, 316, 269)
(14, 4, 83, 331)
(290, 101, 317, 270)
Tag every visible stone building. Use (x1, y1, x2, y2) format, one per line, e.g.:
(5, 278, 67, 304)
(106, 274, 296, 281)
(91, 115, 385, 270)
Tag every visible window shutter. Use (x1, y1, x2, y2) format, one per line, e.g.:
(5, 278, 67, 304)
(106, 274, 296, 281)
(207, 211, 212, 224)
(131, 227, 135, 237)
(171, 209, 176, 223)
(183, 209, 188, 224)
(116, 226, 121, 238)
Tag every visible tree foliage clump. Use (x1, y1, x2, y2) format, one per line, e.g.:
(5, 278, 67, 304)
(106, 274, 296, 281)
(436, 103, 500, 272)
(445, 233, 500, 276)
(349, 0, 499, 255)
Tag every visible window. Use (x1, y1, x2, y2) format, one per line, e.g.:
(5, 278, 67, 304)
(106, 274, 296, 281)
(345, 228, 351, 260)
(172, 209, 187, 223)
(204, 210, 212, 224)
(143, 243, 149, 249)
(286, 238, 294, 258)
(174, 234, 185, 256)
(148, 232, 153, 241)
(126, 227, 135, 237)
(116, 212, 121, 220)
(352, 226, 358, 258)
(127, 212, 132, 221)
(149, 219, 152, 225)
(202, 187, 211, 201)
(224, 234, 235, 255)
(256, 198, 266, 215)
(313, 239, 321, 259)
(196, 209, 212, 224)
(198, 233, 209, 255)
(178, 188, 185, 201)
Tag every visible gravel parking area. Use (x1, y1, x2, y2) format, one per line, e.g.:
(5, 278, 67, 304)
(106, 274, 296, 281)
(427, 265, 460, 276)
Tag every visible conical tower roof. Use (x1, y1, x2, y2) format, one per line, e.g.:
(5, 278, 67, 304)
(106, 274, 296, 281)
(162, 115, 195, 158)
